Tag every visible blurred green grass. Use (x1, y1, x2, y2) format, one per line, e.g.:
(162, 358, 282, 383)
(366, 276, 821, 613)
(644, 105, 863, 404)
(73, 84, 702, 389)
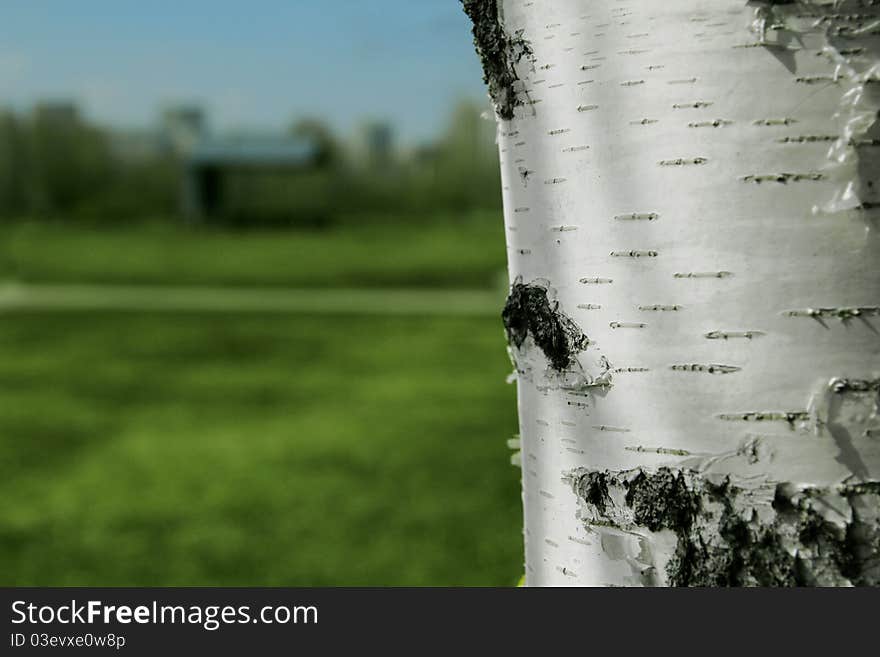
(0, 213, 507, 289)
(0, 215, 523, 586)
(0, 312, 521, 585)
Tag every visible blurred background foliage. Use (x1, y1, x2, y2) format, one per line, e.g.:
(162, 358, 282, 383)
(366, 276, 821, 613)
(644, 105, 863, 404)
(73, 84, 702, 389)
(0, 93, 523, 586)
(0, 99, 501, 226)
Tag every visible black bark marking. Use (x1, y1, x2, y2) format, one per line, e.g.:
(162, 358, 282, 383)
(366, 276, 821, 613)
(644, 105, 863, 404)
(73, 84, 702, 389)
(461, 0, 534, 120)
(576, 471, 610, 516)
(624, 469, 698, 533)
(568, 467, 880, 586)
(502, 281, 589, 372)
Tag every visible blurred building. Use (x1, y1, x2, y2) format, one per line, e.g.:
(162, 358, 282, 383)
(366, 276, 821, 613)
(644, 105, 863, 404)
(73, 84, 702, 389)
(183, 135, 319, 220)
(93, 102, 323, 221)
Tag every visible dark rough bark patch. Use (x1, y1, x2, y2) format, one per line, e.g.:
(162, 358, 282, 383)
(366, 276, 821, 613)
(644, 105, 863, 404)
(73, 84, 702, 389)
(625, 469, 699, 533)
(568, 468, 880, 587)
(502, 281, 589, 372)
(669, 480, 799, 587)
(460, 0, 533, 120)
(574, 471, 610, 516)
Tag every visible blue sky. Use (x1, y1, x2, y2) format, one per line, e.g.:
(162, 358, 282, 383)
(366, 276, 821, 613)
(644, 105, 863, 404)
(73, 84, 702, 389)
(0, 0, 487, 143)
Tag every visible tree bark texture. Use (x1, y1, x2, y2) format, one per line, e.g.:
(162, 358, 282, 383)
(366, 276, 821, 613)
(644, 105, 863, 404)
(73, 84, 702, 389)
(464, 0, 880, 586)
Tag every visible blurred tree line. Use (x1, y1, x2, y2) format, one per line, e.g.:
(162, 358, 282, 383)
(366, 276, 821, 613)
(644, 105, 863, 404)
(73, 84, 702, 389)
(0, 104, 178, 221)
(0, 99, 501, 227)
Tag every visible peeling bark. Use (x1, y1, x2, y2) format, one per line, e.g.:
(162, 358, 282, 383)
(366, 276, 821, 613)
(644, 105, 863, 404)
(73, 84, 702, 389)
(461, 0, 534, 120)
(566, 467, 880, 587)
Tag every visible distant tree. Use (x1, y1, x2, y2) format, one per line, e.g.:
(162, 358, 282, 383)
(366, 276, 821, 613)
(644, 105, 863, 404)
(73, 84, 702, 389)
(289, 117, 339, 168)
(0, 110, 28, 216)
(27, 104, 113, 216)
(433, 99, 500, 210)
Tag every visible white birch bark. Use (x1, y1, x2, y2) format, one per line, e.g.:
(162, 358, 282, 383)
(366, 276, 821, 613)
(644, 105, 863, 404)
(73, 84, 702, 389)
(464, 0, 880, 586)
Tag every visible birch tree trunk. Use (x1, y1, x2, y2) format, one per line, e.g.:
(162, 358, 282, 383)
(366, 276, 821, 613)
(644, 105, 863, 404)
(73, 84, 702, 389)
(464, 0, 880, 586)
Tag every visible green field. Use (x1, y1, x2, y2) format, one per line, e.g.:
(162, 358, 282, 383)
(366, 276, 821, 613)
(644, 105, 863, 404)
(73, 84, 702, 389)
(0, 217, 523, 586)
(0, 214, 507, 289)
